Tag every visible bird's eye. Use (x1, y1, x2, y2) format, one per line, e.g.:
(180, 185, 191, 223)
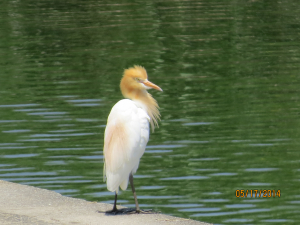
(135, 78, 141, 82)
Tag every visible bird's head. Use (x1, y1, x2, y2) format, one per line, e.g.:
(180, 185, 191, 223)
(120, 65, 162, 100)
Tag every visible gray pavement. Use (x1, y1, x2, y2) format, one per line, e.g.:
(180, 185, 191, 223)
(0, 180, 212, 225)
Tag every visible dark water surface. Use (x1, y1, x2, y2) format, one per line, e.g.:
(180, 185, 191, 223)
(1, 1, 300, 224)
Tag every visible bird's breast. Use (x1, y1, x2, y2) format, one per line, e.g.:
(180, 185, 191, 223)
(105, 99, 150, 163)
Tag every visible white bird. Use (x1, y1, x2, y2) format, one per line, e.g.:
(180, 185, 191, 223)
(103, 65, 162, 213)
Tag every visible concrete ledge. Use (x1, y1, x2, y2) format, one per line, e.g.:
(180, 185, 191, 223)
(0, 180, 211, 225)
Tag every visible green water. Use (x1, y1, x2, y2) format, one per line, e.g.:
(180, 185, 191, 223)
(1, 1, 300, 224)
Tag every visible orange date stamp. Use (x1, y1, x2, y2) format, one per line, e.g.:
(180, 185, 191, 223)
(236, 189, 281, 198)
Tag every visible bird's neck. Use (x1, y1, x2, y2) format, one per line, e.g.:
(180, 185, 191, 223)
(126, 90, 160, 132)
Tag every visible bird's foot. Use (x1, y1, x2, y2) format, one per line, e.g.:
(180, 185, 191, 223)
(105, 206, 123, 215)
(135, 209, 157, 214)
(105, 208, 125, 215)
(105, 208, 158, 215)
(126, 208, 159, 214)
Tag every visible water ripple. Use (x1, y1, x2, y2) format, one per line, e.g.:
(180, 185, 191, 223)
(0, 104, 39, 108)
(161, 175, 209, 180)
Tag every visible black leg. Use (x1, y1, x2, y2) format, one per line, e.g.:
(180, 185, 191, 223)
(105, 188, 141, 215)
(104, 176, 157, 215)
(129, 173, 140, 212)
(112, 192, 118, 211)
(106, 192, 118, 214)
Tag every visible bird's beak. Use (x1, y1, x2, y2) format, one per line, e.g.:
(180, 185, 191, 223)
(142, 80, 163, 92)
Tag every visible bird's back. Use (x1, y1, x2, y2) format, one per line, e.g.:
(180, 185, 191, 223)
(103, 99, 150, 193)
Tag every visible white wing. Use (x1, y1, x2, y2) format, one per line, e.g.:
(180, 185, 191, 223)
(103, 99, 150, 193)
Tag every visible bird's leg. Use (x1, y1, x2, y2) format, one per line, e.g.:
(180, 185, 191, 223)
(106, 192, 118, 214)
(129, 173, 140, 212)
(106, 175, 156, 215)
(113, 192, 118, 211)
(128, 174, 155, 214)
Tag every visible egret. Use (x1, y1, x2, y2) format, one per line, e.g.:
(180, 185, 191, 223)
(103, 65, 162, 213)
